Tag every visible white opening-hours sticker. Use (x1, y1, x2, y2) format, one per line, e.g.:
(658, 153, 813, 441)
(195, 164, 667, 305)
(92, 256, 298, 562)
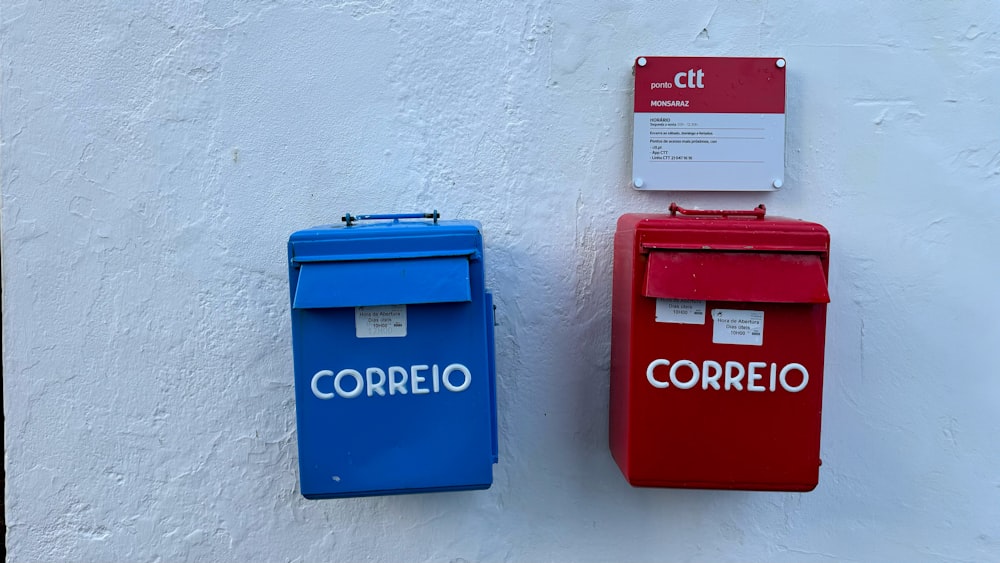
(711, 309, 764, 346)
(355, 305, 407, 338)
(655, 299, 707, 324)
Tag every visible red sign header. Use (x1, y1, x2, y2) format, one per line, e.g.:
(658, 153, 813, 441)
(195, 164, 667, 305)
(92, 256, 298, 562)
(634, 56, 785, 114)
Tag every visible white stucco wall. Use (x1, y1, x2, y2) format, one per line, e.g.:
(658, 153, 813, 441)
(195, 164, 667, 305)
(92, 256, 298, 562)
(3, 1, 998, 561)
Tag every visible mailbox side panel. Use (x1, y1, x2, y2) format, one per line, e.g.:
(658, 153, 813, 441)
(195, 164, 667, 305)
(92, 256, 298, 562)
(610, 215, 645, 478)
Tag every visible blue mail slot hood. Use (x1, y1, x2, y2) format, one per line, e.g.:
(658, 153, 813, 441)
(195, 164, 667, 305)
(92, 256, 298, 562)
(287, 214, 497, 499)
(293, 256, 472, 308)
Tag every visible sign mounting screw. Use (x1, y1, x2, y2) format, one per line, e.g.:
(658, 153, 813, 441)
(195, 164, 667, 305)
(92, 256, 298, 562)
(776, 58, 786, 68)
(772, 179, 784, 189)
(634, 178, 645, 188)
(637, 57, 647, 67)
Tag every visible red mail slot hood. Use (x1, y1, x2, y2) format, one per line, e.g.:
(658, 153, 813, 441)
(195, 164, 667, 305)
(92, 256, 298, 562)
(644, 251, 830, 304)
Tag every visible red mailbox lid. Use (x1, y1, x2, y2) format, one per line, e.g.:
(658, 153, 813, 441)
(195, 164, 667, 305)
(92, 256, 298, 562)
(621, 205, 831, 304)
(644, 251, 830, 303)
(624, 211, 830, 254)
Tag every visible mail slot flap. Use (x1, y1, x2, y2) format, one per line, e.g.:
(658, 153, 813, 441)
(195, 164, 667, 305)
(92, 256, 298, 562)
(644, 251, 829, 303)
(293, 256, 471, 309)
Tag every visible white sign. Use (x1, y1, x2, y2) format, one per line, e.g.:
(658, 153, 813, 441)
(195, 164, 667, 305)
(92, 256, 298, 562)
(632, 113, 785, 191)
(711, 309, 764, 346)
(355, 305, 407, 338)
(632, 56, 786, 191)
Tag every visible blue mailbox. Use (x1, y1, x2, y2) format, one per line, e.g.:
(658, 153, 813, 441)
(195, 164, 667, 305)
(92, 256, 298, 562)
(287, 212, 497, 498)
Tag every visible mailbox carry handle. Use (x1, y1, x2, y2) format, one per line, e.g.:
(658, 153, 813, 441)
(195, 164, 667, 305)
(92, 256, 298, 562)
(342, 210, 440, 226)
(669, 202, 766, 218)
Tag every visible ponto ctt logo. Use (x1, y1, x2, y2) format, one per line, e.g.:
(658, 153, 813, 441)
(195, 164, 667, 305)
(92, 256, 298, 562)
(650, 69, 705, 90)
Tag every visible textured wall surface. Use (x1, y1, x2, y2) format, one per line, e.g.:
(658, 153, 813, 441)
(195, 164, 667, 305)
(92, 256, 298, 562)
(3, 1, 999, 561)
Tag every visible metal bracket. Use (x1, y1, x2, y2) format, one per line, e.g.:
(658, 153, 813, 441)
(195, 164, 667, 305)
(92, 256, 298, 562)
(342, 210, 440, 226)
(668, 202, 766, 218)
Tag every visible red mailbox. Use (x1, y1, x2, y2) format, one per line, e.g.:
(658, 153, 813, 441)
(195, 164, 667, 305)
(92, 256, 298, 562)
(609, 204, 831, 491)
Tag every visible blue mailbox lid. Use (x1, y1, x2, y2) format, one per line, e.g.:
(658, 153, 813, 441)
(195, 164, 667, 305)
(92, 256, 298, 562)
(288, 218, 484, 259)
(287, 216, 497, 498)
(289, 219, 483, 308)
